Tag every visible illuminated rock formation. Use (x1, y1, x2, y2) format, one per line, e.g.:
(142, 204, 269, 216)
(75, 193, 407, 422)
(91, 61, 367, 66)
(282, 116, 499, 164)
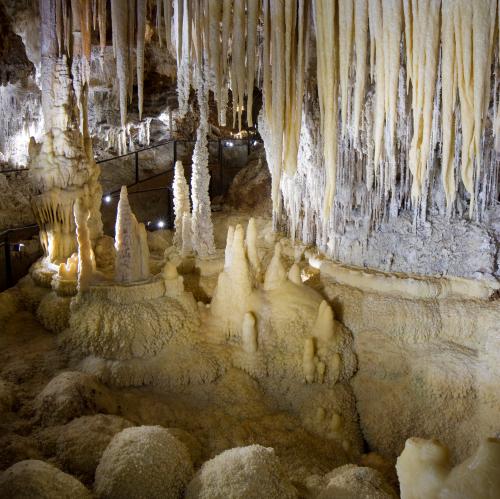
(396, 437, 500, 499)
(172, 160, 190, 249)
(114, 186, 150, 284)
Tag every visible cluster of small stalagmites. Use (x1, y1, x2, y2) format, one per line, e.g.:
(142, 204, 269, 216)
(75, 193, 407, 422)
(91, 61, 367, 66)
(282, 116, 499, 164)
(303, 300, 337, 384)
(210, 219, 341, 386)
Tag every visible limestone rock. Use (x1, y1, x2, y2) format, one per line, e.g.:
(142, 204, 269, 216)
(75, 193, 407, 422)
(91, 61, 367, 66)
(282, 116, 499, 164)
(95, 425, 193, 499)
(186, 445, 298, 499)
(0, 459, 91, 499)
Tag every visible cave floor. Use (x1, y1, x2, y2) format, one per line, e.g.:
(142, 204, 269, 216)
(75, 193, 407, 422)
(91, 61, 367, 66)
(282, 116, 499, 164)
(0, 305, 361, 489)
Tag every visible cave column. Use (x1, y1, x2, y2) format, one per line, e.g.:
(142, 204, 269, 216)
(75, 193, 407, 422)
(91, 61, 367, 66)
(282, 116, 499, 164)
(30, 0, 102, 264)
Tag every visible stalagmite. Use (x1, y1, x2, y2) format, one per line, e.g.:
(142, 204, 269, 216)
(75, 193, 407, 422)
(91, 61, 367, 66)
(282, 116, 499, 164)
(303, 337, 316, 383)
(173, 160, 191, 249)
(114, 186, 150, 283)
(313, 300, 334, 341)
(263, 242, 287, 291)
(74, 197, 94, 293)
(210, 224, 253, 333)
(181, 212, 192, 256)
(224, 225, 235, 270)
(136, 0, 147, 120)
(245, 218, 260, 278)
(190, 94, 215, 258)
(230, 225, 253, 300)
(242, 312, 258, 353)
(288, 263, 302, 285)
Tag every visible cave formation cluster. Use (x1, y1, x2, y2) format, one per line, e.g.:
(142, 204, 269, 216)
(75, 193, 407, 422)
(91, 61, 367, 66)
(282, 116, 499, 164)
(0, 1, 500, 498)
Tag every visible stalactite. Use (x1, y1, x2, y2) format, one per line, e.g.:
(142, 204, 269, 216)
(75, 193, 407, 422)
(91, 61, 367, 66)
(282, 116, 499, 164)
(35, 0, 500, 258)
(283, 0, 308, 175)
(111, 0, 129, 127)
(98, 0, 107, 60)
(246, 0, 258, 128)
(232, 0, 246, 130)
(137, 0, 147, 120)
(128, 0, 136, 103)
(441, 0, 457, 209)
(220, 0, 232, 126)
(339, 0, 354, 137)
(208, 0, 222, 121)
(80, 0, 92, 62)
(352, 0, 368, 146)
(262, 0, 272, 122)
(269, 0, 285, 220)
(408, 0, 440, 203)
(163, 0, 172, 51)
(156, 0, 162, 46)
(314, 0, 338, 220)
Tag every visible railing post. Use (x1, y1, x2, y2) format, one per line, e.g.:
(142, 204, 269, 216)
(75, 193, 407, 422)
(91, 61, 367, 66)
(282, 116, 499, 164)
(4, 232, 13, 289)
(173, 140, 177, 167)
(247, 137, 251, 157)
(134, 151, 139, 183)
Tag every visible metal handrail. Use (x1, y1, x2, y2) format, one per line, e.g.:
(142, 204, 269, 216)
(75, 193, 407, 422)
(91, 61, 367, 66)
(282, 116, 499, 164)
(0, 135, 261, 290)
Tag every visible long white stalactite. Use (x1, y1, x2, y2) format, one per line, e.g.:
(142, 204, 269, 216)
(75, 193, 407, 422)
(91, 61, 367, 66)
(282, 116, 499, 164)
(41, 0, 500, 251)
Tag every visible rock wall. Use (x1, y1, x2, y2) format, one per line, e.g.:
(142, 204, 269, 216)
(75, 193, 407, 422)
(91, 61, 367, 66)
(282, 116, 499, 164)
(319, 271, 500, 464)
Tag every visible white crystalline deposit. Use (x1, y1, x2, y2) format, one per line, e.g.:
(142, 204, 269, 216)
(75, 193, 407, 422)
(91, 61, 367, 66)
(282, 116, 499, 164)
(396, 437, 500, 499)
(190, 110, 215, 259)
(95, 426, 193, 499)
(185, 445, 298, 499)
(173, 160, 191, 249)
(114, 186, 150, 283)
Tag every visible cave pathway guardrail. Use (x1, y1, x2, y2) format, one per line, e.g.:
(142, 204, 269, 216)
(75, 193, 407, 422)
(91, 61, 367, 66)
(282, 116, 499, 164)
(0, 136, 261, 291)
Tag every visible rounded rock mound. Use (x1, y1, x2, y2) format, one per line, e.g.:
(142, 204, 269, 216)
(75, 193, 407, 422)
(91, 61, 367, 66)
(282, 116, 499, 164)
(0, 459, 91, 499)
(317, 464, 397, 499)
(185, 444, 298, 499)
(94, 425, 193, 499)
